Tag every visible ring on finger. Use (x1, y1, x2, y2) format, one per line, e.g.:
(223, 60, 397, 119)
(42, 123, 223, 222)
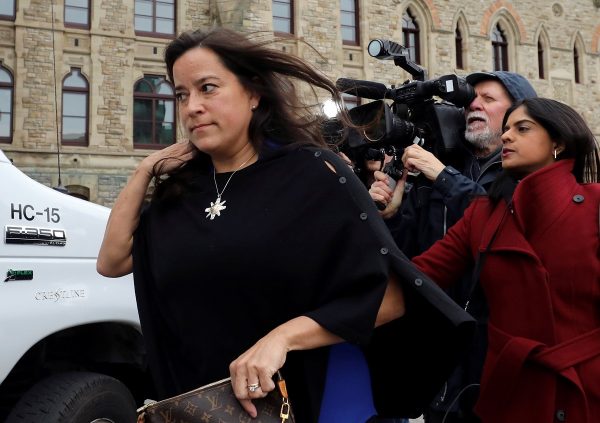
(247, 383, 260, 393)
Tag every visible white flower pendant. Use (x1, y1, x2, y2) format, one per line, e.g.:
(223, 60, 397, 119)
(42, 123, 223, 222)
(205, 196, 227, 220)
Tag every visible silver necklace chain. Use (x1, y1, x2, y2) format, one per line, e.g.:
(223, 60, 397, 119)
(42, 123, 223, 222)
(205, 152, 257, 220)
(212, 153, 255, 198)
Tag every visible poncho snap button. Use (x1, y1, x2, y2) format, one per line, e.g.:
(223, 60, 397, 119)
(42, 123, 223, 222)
(572, 194, 584, 203)
(314, 151, 322, 157)
(359, 212, 368, 220)
(414, 278, 423, 287)
(555, 409, 566, 421)
(380, 247, 388, 255)
(339, 176, 347, 184)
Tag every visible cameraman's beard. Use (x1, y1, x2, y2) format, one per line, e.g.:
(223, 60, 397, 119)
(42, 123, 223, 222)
(464, 127, 501, 150)
(464, 114, 502, 152)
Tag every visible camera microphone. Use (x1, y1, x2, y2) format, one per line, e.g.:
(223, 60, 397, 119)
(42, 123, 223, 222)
(336, 78, 389, 100)
(367, 39, 408, 60)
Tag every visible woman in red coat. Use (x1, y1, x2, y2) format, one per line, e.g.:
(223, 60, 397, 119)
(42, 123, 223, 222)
(412, 97, 600, 423)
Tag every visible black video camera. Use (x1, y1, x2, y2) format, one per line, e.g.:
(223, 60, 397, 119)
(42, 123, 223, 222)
(333, 39, 475, 187)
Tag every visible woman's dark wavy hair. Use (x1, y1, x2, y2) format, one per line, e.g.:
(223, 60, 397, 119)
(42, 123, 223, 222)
(489, 97, 600, 203)
(153, 27, 349, 202)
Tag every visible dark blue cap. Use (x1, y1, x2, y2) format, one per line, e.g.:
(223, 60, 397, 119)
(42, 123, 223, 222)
(466, 71, 537, 102)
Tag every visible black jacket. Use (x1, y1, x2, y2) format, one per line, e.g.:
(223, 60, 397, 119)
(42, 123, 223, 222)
(387, 145, 501, 260)
(385, 143, 501, 418)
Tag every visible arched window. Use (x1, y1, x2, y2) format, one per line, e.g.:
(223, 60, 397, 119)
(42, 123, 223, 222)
(537, 40, 545, 79)
(273, 0, 293, 34)
(62, 69, 89, 145)
(135, 0, 175, 37)
(455, 27, 464, 69)
(341, 0, 359, 45)
(402, 9, 420, 64)
(65, 0, 90, 29)
(574, 47, 581, 84)
(491, 24, 508, 71)
(133, 75, 175, 147)
(0, 65, 14, 143)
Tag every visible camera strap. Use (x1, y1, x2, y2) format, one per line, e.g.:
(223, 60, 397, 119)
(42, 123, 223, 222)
(464, 201, 511, 313)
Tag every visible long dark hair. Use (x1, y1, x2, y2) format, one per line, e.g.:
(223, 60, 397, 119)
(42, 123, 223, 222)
(489, 97, 600, 203)
(165, 27, 347, 150)
(152, 27, 349, 201)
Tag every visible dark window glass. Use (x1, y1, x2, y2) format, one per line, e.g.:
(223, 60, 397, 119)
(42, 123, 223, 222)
(0, 66, 14, 142)
(574, 47, 581, 84)
(62, 69, 89, 145)
(0, 0, 16, 20)
(538, 40, 545, 79)
(65, 0, 90, 28)
(273, 0, 293, 34)
(455, 27, 463, 69)
(402, 10, 420, 64)
(341, 0, 359, 45)
(492, 24, 508, 71)
(135, 0, 175, 37)
(134, 75, 175, 147)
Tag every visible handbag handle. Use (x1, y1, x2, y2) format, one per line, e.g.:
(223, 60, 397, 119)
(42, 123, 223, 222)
(276, 371, 291, 422)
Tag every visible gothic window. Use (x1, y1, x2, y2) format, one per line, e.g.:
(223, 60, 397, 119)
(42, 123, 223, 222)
(65, 0, 90, 29)
(273, 0, 293, 34)
(0, 65, 14, 143)
(0, 0, 16, 21)
(537, 40, 545, 79)
(402, 10, 420, 64)
(491, 24, 508, 71)
(135, 0, 175, 37)
(574, 47, 581, 83)
(134, 75, 175, 147)
(62, 69, 89, 145)
(341, 0, 359, 45)
(455, 27, 464, 69)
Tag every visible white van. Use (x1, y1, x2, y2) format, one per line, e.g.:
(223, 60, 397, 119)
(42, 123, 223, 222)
(0, 149, 148, 422)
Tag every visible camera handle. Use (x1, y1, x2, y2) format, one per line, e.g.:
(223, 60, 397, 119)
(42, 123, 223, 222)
(375, 151, 402, 211)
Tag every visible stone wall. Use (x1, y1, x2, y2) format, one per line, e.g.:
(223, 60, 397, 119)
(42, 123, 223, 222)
(0, 0, 598, 206)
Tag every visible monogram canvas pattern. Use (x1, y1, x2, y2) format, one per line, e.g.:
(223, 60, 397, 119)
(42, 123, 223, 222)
(138, 379, 295, 423)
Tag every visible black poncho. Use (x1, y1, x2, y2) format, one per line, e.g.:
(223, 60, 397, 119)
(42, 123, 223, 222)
(132, 145, 474, 421)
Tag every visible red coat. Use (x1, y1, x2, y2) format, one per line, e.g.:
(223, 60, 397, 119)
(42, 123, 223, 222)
(413, 159, 600, 423)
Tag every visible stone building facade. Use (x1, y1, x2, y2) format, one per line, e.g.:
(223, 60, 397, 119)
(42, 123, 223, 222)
(0, 0, 599, 206)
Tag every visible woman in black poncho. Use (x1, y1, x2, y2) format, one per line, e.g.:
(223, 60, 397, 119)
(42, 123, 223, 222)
(97, 27, 473, 422)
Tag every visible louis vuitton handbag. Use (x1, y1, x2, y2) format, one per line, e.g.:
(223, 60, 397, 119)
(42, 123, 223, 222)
(137, 371, 295, 423)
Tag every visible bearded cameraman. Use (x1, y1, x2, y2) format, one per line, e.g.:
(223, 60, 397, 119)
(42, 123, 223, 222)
(369, 71, 537, 423)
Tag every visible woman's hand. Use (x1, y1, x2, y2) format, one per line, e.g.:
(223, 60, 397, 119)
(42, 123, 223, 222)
(229, 270, 405, 417)
(97, 140, 196, 277)
(229, 329, 288, 418)
(229, 316, 342, 418)
(139, 140, 197, 177)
